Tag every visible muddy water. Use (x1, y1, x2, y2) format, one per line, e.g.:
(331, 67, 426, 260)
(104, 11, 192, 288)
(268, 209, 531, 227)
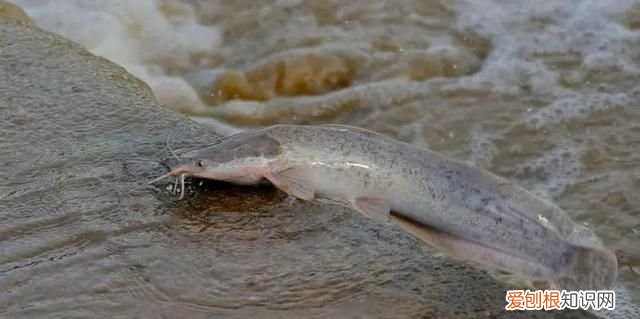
(4, 0, 640, 317)
(1, 18, 602, 318)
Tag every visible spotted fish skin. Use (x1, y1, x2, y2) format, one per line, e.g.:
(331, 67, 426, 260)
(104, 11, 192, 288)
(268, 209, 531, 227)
(172, 124, 618, 290)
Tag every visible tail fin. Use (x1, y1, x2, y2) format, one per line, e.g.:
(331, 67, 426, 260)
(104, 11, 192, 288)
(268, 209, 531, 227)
(554, 245, 618, 291)
(390, 213, 618, 290)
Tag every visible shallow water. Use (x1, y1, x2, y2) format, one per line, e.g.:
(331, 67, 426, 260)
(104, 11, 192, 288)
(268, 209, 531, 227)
(3, 16, 599, 319)
(6, 0, 640, 317)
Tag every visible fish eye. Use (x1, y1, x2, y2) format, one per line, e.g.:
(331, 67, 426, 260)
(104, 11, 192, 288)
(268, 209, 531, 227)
(196, 160, 205, 168)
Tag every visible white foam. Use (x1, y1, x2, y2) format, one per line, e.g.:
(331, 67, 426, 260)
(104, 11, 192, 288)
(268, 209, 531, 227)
(453, 0, 640, 95)
(453, 0, 638, 200)
(515, 140, 584, 199)
(524, 92, 631, 129)
(14, 0, 223, 111)
(468, 125, 498, 169)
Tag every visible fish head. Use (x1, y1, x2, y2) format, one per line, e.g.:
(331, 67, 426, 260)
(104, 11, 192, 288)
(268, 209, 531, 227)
(164, 129, 282, 184)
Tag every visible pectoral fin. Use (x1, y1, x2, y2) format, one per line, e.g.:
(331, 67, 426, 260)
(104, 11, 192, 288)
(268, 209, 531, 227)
(352, 196, 391, 223)
(265, 167, 314, 201)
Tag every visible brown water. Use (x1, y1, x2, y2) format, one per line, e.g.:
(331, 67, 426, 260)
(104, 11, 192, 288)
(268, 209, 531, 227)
(2, 16, 579, 319)
(5, 0, 640, 317)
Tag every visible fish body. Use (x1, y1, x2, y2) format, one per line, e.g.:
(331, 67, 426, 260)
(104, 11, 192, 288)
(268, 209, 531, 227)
(166, 124, 617, 290)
